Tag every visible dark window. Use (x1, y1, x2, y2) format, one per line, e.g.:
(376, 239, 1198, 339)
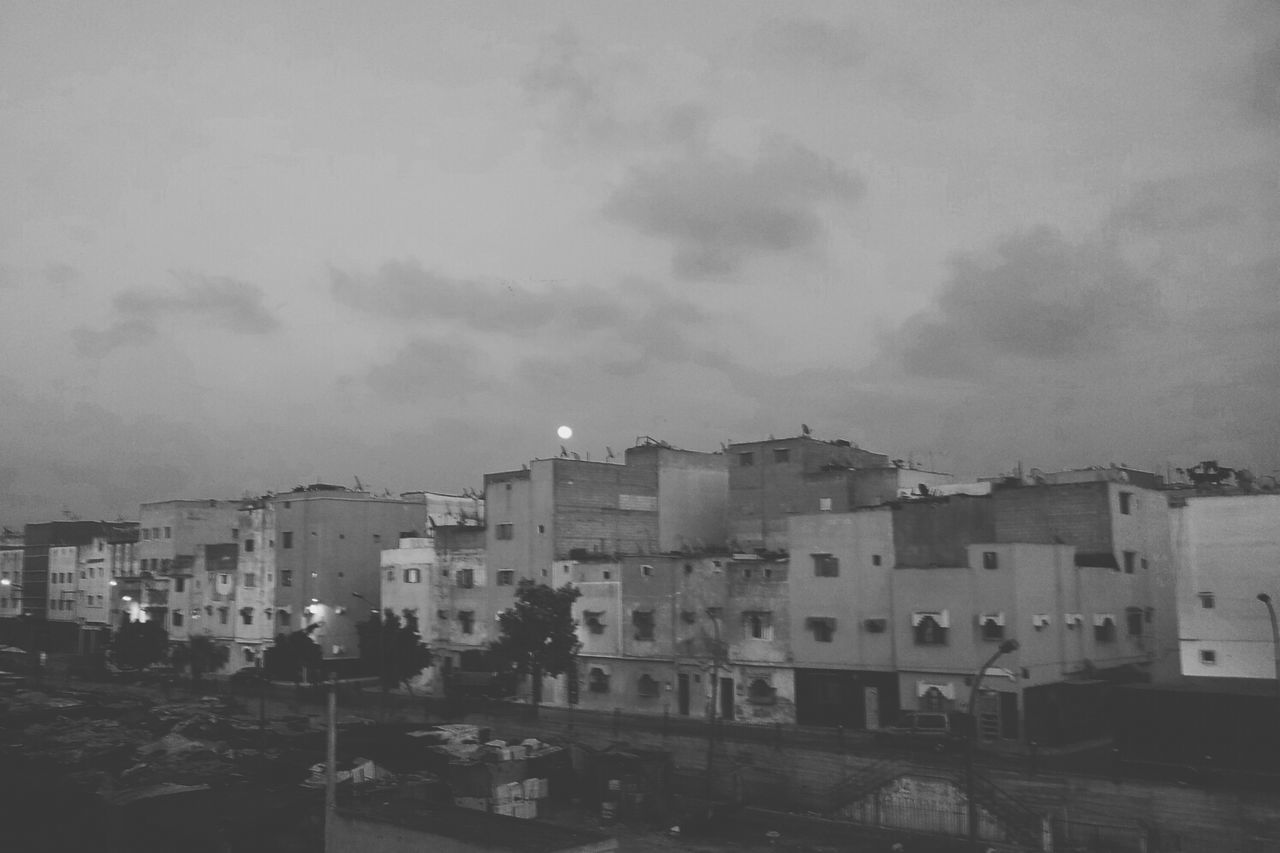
(282, 532, 293, 549)
(456, 569, 475, 589)
(244, 538, 255, 552)
(240, 607, 253, 625)
(588, 667, 610, 693)
(637, 674, 659, 698)
(583, 611, 606, 634)
(640, 564, 653, 578)
(1198, 592, 1215, 609)
(497, 570, 515, 586)
(496, 524, 513, 540)
(243, 573, 256, 588)
(913, 614, 948, 645)
(1119, 491, 1133, 514)
(748, 678, 776, 704)
(632, 609, 655, 641)
(1094, 617, 1116, 643)
(404, 568, 421, 583)
(812, 553, 839, 577)
(218, 607, 229, 625)
(743, 610, 772, 640)
(164, 527, 171, 538)
(872, 554, 882, 566)
(231, 528, 239, 540)
(172, 611, 184, 627)
(738, 452, 755, 467)
(1123, 551, 1137, 574)
(174, 578, 185, 593)
(979, 616, 1004, 641)
(1199, 649, 1217, 665)
(982, 551, 999, 570)
(773, 448, 790, 464)
(807, 617, 836, 643)
(458, 611, 475, 634)
(281, 570, 293, 587)
(1126, 607, 1143, 637)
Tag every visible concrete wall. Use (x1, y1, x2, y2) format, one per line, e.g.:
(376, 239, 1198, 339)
(485, 469, 542, 584)
(626, 446, 727, 552)
(892, 496, 995, 569)
(547, 458, 659, 558)
(1173, 494, 1280, 679)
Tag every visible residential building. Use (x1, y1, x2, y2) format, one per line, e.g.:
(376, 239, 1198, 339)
(0, 546, 23, 617)
(1170, 492, 1280, 679)
(726, 435, 909, 552)
(267, 484, 426, 660)
(136, 499, 241, 639)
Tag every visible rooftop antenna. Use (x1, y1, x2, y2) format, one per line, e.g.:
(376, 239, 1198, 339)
(802, 424, 811, 436)
(354, 475, 364, 492)
(606, 446, 616, 461)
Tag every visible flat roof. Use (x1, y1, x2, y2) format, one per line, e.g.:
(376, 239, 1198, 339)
(338, 801, 615, 853)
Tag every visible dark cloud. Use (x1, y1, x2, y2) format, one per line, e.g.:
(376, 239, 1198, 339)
(753, 17, 865, 71)
(330, 262, 626, 334)
(75, 273, 279, 357)
(604, 136, 865, 278)
(894, 227, 1162, 378)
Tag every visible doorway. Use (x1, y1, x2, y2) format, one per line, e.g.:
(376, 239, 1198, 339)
(677, 673, 690, 716)
(719, 677, 735, 721)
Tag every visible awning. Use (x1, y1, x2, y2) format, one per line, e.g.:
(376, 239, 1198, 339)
(978, 612, 1006, 626)
(1032, 614, 1051, 627)
(916, 681, 956, 699)
(911, 610, 950, 628)
(1093, 613, 1116, 627)
(1064, 613, 1083, 625)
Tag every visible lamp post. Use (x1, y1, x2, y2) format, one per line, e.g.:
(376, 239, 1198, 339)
(1258, 594, 1280, 704)
(965, 638, 1019, 852)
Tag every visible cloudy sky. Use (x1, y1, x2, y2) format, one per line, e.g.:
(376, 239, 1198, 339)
(1, 1, 1277, 523)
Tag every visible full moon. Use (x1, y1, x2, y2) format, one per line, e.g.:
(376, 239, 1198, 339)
(557, 425, 573, 440)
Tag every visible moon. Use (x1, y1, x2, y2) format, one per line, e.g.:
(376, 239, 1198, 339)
(557, 425, 573, 440)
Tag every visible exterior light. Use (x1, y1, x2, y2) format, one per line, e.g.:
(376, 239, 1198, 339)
(122, 595, 132, 602)
(311, 598, 320, 603)
(109, 580, 118, 587)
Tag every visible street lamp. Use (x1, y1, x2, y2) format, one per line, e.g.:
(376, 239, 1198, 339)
(1258, 594, 1280, 704)
(965, 638, 1020, 852)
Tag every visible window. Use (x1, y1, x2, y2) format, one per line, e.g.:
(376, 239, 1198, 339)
(807, 617, 836, 643)
(979, 613, 1005, 641)
(496, 524, 514, 540)
(456, 569, 475, 589)
(219, 607, 229, 625)
(404, 568, 421, 583)
(497, 570, 514, 586)
(231, 528, 239, 540)
(538, 525, 546, 534)
(812, 553, 839, 577)
(243, 573, 256, 588)
(583, 611, 606, 634)
(588, 667, 610, 693)
(743, 611, 773, 640)
(282, 532, 293, 549)
(240, 607, 253, 625)
(632, 609, 655, 641)
(1119, 491, 1133, 515)
(982, 551, 999, 570)
(1199, 649, 1217, 665)
(912, 612, 949, 645)
(458, 610, 475, 634)
(1141, 557, 1149, 571)
(164, 527, 171, 538)
(1123, 551, 1137, 574)
(1126, 607, 1144, 637)
(244, 539, 255, 553)
(172, 611, 184, 627)
(1093, 615, 1116, 643)
(738, 451, 755, 467)
(748, 678, 776, 704)
(773, 448, 790, 464)
(386, 569, 394, 581)
(174, 578, 186, 593)
(637, 674, 659, 698)
(1198, 592, 1215, 609)
(872, 554, 882, 566)
(640, 564, 653, 578)
(281, 570, 293, 587)
(818, 497, 833, 512)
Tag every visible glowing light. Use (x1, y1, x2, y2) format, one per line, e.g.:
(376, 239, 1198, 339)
(121, 595, 133, 602)
(557, 425, 573, 440)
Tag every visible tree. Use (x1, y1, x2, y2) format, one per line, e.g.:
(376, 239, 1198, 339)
(356, 609, 433, 691)
(263, 626, 324, 683)
(489, 581, 581, 710)
(171, 633, 230, 683)
(111, 617, 169, 669)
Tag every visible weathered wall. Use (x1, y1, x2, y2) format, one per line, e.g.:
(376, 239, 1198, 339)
(549, 459, 659, 558)
(892, 496, 994, 568)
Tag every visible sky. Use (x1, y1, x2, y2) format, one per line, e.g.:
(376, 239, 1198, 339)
(1, 1, 1278, 524)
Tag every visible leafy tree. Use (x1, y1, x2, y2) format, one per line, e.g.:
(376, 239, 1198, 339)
(263, 626, 324, 683)
(171, 633, 230, 683)
(489, 581, 581, 709)
(356, 609, 433, 691)
(111, 617, 169, 669)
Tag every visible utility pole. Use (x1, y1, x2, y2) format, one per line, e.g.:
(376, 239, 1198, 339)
(1258, 594, 1280, 704)
(966, 639, 1019, 852)
(325, 673, 337, 850)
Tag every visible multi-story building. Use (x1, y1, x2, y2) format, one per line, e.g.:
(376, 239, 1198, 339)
(0, 546, 23, 618)
(726, 434, 944, 552)
(1170, 491, 1280, 679)
(106, 526, 142, 625)
(136, 500, 241, 639)
(267, 485, 426, 661)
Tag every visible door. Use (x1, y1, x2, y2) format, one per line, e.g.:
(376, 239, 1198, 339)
(719, 677, 735, 721)
(677, 673, 690, 716)
(999, 691, 1019, 740)
(977, 691, 1001, 741)
(864, 685, 880, 730)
